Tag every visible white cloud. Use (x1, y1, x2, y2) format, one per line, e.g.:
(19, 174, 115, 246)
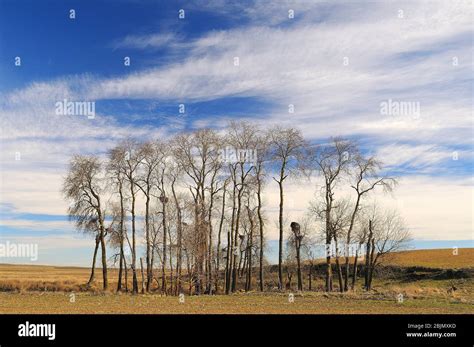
(262, 175, 473, 242)
(375, 144, 452, 169)
(113, 32, 180, 50)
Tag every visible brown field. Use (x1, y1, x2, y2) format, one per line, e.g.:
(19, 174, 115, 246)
(381, 248, 474, 269)
(0, 248, 473, 314)
(0, 288, 472, 314)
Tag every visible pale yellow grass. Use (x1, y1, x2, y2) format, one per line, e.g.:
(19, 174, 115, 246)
(0, 291, 472, 314)
(381, 248, 473, 269)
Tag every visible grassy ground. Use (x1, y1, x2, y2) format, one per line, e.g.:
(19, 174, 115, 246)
(0, 289, 472, 314)
(0, 248, 472, 314)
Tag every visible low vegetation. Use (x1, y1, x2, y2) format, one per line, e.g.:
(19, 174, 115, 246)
(0, 249, 472, 314)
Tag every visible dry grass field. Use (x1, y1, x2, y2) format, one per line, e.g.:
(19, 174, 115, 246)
(382, 248, 474, 269)
(0, 289, 473, 314)
(0, 248, 472, 314)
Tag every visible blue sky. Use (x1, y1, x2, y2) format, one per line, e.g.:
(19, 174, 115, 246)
(0, 0, 472, 266)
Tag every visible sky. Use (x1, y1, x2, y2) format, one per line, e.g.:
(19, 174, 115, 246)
(0, 0, 472, 266)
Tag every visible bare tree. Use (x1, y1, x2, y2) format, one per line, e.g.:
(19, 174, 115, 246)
(168, 162, 185, 294)
(215, 177, 229, 293)
(330, 199, 351, 292)
(135, 141, 165, 292)
(311, 138, 355, 292)
(253, 130, 269, 291)
(62, 125, 411, 298)
(244, 191, 258, 292)
(350, 213, 368, 290)
(290, 222, 304, 291)
(299, 216, 318, 291)
(268, 126, 306, 290)
(342, 154, 396, 291)
(63, 155, 109, 290)
(226, 121, 257, 292)
(172, 129, 220, 294)
(119, 139, 142, 294)
(363, 206, 411, 290)
(107, 148, 129, 292)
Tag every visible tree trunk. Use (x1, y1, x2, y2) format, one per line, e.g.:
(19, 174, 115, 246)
(207, 189, 215, 294)
(226, 181, 236, 294)
(99, 231, 108, 290)
(277, 179, 284, 290)
(364, 220, 373, 291)
(296, 239, 303, 291)
(246, 208, 254, 292)
(117, 183, 125, 292)
(117, 245, 124, 292)
(168, 227, 174, 294)
(215, 184, 226, 293)
(131, 186, 138, 294)
(368, 239, 376, 290)
(161, 196, 168, 295)
(343, 195, 361, 291)
(334, 255, 343, 293)
(231, 184, 243, 292)
(140, 257, 145, 294)
(87, 235, 100, 287)
(256, 169, 265, 292)
(351, 245, 361, 290)
(145, 194, 151, 292)
(333, 235, 343, 293)
(325, 184, 333, 292)
(171, 179, 183, 294)
(124, 256, 128, 292)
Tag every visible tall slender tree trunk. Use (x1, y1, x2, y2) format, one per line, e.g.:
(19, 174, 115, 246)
(368, 239, 376, 290)
(333, 234, 343, 293)
(207, 188, 215, 294)
(256, 172, 265, 292)
(246, 207, 254, 292)
(117, 245, 124, 292)
(117, 184, 125, 292)
(215, 183, 226, 293)
(130, 185, 138, 294)
(225, 181, 236, 294)
(364, 220, 373, 291)
(277, 179, 284, 290)
(296, 239, 303, 291)
(99, 225, 108, 290)
(123, 256, 128, 292)
(171, 179, 183, 294)
(325, 186, 333, 292)
(161, 195, 168, 295)
(231, 185, 242, 292)
(351, 247, 360, 290)
(140, 257, 145, 294)
(145, 193, 151, 292)
(343, 195, 361, 291)
(168, 227, 174, 294)
(87, 235, 100, 287)
(238, 245, 245, 278)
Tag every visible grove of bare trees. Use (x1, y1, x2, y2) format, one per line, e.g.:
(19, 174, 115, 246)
(63, 122, 411, 295)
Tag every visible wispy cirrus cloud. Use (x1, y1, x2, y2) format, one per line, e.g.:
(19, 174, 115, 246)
(112, 32, 181, 50)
